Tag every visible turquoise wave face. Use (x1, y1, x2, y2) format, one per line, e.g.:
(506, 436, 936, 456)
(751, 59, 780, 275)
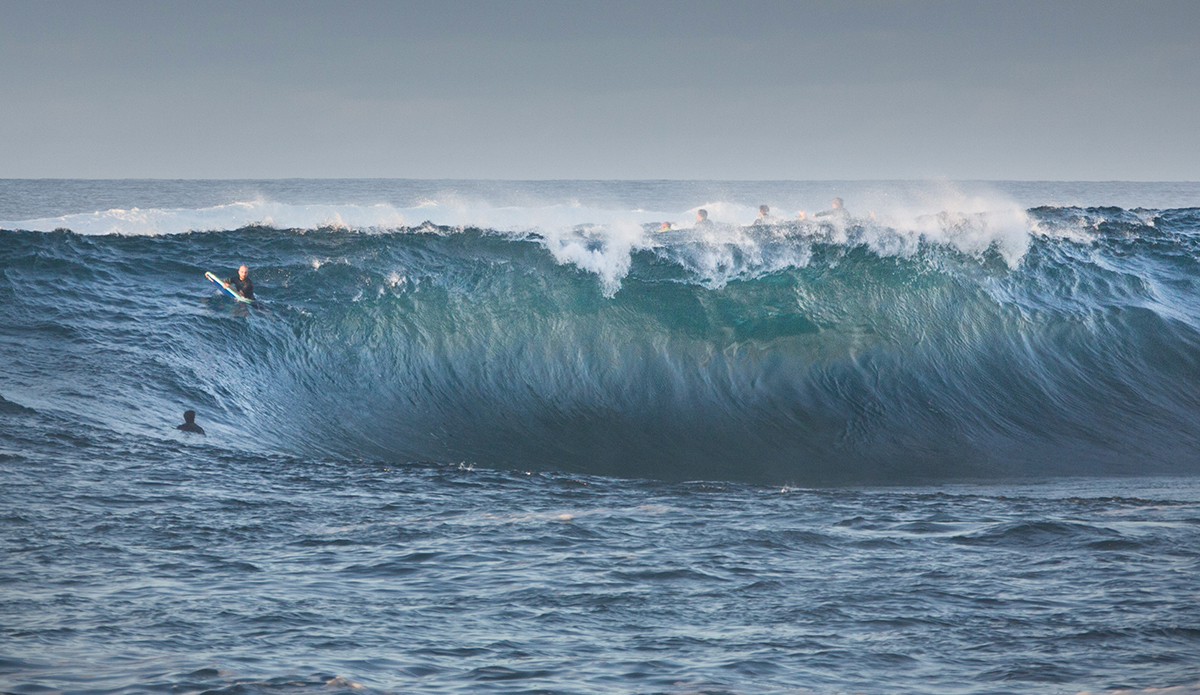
(3, 206, 1200, 483)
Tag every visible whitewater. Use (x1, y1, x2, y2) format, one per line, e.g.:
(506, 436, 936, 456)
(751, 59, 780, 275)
(2, 179, 1199, 694)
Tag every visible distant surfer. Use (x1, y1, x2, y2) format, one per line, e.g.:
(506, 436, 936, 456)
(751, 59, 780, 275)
(753, 205, 781, 225)
(659, 221, 673, 232)
(694, 209, 713, 229)
(811, 197, 850, 220)
(177, 410, 205, 435)
(225, 265, 254, 300)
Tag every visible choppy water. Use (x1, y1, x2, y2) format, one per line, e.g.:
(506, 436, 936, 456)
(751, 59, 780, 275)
(2, 179, 1200, 694)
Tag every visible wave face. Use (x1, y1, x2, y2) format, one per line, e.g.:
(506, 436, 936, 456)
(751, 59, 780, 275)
(3, 181, 1200, 483)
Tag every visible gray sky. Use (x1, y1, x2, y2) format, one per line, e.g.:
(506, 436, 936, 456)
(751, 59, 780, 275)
(2, 0, 1198, 180)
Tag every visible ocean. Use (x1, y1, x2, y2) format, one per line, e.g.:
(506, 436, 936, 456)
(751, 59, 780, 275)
(2, 179, 1199, 694)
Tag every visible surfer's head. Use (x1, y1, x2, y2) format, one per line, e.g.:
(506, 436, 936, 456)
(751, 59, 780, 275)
(696, 209, 708, 221)
(759, 205, 770, 216)
(832, 198, 844, 209)
(183, 410, 196, 424)
(238, 265, 249, 281)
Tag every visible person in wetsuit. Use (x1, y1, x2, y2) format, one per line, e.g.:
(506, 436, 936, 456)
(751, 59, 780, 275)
(694, 209, 714, 229)
(225, 265, 254, 300)
(177, 410, 205, 435)
(753, 205, 781, 225)
(812, 197, 850, 220)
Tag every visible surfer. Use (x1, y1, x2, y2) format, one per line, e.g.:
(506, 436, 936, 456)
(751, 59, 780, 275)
(753, 205, 781, 225)
(812, 197, 850, 220)
(225, 265, 255, 300)
(176, 410, 205, 435)
(694, 209, 713, 229)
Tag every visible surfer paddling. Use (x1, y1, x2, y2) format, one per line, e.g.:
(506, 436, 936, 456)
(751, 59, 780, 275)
(226, 265, 255, 300)
(753, 205, 781, 225)
(177, 410, 205, 435)
(813, 197, 850, 220)
(798, 197, 850, 221)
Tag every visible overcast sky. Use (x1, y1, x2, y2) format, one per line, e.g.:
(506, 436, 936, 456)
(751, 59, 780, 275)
(1, 0, 1197, 180)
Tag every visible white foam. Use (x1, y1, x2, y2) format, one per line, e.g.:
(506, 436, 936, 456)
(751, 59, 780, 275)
(540, 219, 654, 296)
(2, 200, 411, 236)
(3, 185, 1041, 291)
(840, 186, 1034, 268)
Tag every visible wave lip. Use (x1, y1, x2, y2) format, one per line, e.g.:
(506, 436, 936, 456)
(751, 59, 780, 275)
(4, 194, 1042, 298)
(1, 200, 411, 236)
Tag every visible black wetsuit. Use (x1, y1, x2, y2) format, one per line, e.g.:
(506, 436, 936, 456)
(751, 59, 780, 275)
(226, 276, 254, 300)
(177, 422, 205, 435)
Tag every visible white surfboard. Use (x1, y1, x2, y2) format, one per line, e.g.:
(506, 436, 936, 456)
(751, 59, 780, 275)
(205, 271, 253, 303)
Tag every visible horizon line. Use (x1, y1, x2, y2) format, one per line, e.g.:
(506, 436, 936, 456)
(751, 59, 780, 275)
(3, 177, 1200, 184)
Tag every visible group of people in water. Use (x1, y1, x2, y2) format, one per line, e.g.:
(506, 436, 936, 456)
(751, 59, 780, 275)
(660, 198, 850, 232)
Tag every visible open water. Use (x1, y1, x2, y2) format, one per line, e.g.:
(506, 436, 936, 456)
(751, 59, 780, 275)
(2, 179, 1200, 694)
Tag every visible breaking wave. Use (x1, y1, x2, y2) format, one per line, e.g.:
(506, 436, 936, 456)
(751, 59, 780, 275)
(3, 201, 1200, 483)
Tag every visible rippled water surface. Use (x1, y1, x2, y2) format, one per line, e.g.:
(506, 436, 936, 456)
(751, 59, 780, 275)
(3, 434, 1199, 694)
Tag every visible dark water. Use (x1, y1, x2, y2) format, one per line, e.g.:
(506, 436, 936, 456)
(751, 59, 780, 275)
(2, 180, 1200, 694)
